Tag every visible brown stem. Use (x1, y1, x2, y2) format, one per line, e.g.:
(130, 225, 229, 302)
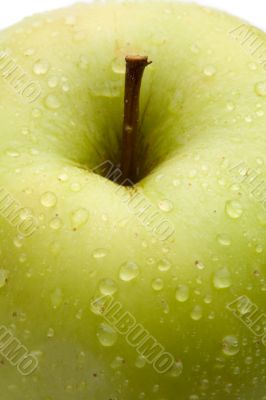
(120, 55, 151, 185)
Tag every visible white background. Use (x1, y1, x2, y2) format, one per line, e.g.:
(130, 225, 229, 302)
(0, 0, 265, 31)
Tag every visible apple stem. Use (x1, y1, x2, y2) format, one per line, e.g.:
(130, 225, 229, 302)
(120, 55, 152, 185)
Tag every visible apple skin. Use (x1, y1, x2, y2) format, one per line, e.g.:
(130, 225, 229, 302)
(0, 1, 266, 399)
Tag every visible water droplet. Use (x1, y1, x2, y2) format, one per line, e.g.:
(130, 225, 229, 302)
(51, 288, 63, 309)
(245, 115, 253, 123)
(19, 253, 27, 263)
(158, 258, 172, 272)
(135, 355, 146, 368)
(222, 335, 239, 356)
(256, 244, 263, 254)
(90, 80, 121, 98)
(213, 267, 232, 289)
(248, 62, 257, 70)
(112, 57, 125, 74)
(189, 395, 199, 400)
(65, 15, 76, 25)
(40, 192, 57, 208)
(97, 323, 117, 347)
(111, 356, 125, 369)
(33, 60, 49, 75)
(48, 76, 59, 88)
(226, 102, 235, 112)
(70, 182, 81, 192)
(99, 278, 117, 295)
(47, 328, 55, 338)
(32, 108, 42, 118)
(158, 199, 173, 212)
(195, 260, 205, 270)
(49, 216, 62, 230)
(225, 200, 243, 219)
(24, 48, 35, 56)
(256, 109, 264, 117)
(0, 269, 8, 288)
(255, 82, 266, 97)
(71, 208, 89, 229)
(45, 94, 61, 110)
(62, 82, 70, 92)
(191, 305, 203, 320)
(79, 55, 89, 69)
(13, 235, 23, 248)
(92, 248, 108, 259)
(58, 173, 69, 182)
(190, 44, 200, 53)
(119, 261, 139, 282)
(217, 234, 231, 246)
(176, 284, 189, 302)
(6, 150, 19, 157)
(152, 278, 164, 291)
(169, 360, 183, 377)
(203, 65, 216, 77)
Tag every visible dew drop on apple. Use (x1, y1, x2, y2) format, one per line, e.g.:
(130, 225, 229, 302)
(62, 82, 70, 92)
(152, 384, 160, 393)
(111, 356, 124, 369)
(99, 278, 117, 295)
(119, 261, 139, 282)
(176, 284, 189, 302)
(112, 57, 126, 75)
(92, 248, 108, 259)
(6, 149, 19, 157)
(213, 267, 232, 289)
(217, 234, 231, 246)
(48, 76, 59, 88)
(65, 15, 76, 26)
(245, 356, 253, 365)
(255, 82, 266, 97)
(33, 60, 49, 75)
(158, 258, 172, 272)
(13, 235, 23, 248)
(222, 335, 240, 356)
(47, 328, 55, 338)
(51, 288, 63, 309)
(225, 200, 243, 219)
(195, 260, 205, 270)
(135, 355, 146, 369)
(49, 216, 62, 230)
(45, 94, 61, 110)
(190, 305, 203, 321)
(203, 64, 216, 77)
(226, 102, 235, 112)
(90, 295, 109, 316)
(190, 43, 200, 53)
(24, 48, 35, 56)
(189, 394, 199, 400)
(168, 360, 183, 378)
(19, 253, 27, 263)
(97, 323, 117, 347)
(40, 191, 57, 208)
(70, 182, 81, 192)
(71, 208, 89, 229)
(0, 269, 8, 288)
(152, 278, 164, 291)
(79, 55, 89, 69)
(58, 173, 69, 182)
(158, 199, 173, 212)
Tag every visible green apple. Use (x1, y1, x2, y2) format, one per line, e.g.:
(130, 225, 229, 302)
(0, 1, 266, 399)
